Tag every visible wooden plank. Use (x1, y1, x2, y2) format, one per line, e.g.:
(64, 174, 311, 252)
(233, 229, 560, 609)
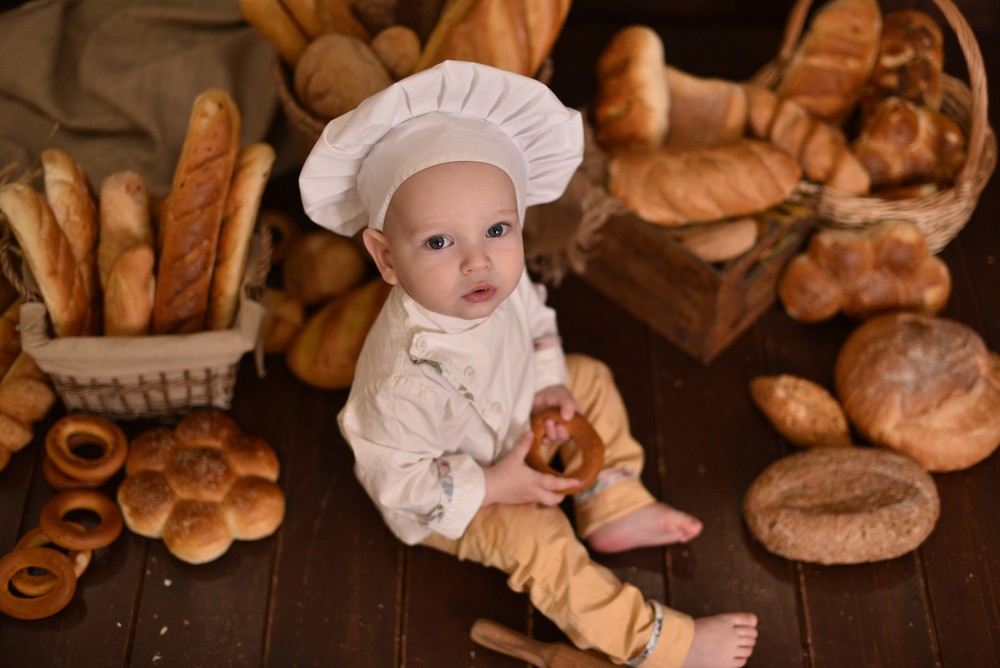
(653, 321, 805, 667)
(259, 364, 402, 668)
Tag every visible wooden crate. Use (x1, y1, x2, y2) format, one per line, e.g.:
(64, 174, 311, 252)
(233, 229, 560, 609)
(578, 199, 815, 364)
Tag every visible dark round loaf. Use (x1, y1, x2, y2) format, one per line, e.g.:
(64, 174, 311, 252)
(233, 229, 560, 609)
(743, 446, 939, 564)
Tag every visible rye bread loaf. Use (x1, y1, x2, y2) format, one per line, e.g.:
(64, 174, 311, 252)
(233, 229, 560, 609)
(743, 446, 939, 564)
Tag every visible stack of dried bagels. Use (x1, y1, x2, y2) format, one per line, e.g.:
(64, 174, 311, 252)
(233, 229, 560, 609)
(590, 0, 968, 262)
(0, 88, 275, 338)
(241, 0, 571, 121)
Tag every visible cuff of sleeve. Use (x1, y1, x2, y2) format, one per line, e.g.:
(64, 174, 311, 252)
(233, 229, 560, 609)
(424, 455, 485, 540)
(534, 343, 569, 390)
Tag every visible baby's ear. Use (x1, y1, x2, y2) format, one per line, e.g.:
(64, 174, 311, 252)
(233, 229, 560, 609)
(362, 228, 398, 284)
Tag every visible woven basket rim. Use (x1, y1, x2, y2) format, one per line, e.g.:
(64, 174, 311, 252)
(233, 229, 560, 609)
(751, 0, 996, 252)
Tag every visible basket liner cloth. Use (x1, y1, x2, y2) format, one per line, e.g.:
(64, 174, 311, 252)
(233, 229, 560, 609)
(19, 297, 265, 379)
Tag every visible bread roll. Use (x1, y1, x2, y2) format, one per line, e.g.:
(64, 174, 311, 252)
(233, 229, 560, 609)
(860, 9, 944, 115)
(414, 0, 571, 78)
(0, 298, 22, 376)
(294, 33, 394, 120)
(0, 352, 56, 468)
(103, 243, 155, 336)
(371, 24, 421, 79)
(41, 149, 100, 335)
(152, 89, 241, 334)
(282, 230, 366, 305)
(749, 374, 852, 447)
(663, 66, 747, 148)
(851, 97, 966, 191)
(238, 0, 310, 65)
(98, 170, 153, 290)
(207, 143, 276, 331)
(117, 410, 285, 564)
(607, 139, 801, 226)
(286, 278, 392, 389)
(777, 220, 951, 323)
(775, 0, 882, 124)
(671, 218, 758, 264)
(743, 446, 939, 564)
(835, 311, 1000, 472)
(592, 25, 669, 150)
(0, 183, 90, 337)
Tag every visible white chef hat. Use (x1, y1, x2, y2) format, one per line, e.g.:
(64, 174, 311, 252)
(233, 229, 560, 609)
(299, 60, 584, 236)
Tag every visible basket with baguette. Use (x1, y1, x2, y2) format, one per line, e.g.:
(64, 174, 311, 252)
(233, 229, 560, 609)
(241, 0, 570, 156)
(0, 89, 273, 419)
(752, 0, 995, 252)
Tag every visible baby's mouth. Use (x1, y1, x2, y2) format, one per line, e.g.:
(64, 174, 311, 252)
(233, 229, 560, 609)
(463, 284, 497, 303)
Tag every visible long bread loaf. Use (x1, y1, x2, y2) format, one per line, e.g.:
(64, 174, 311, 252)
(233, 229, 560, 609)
(151, 88, 241, 334)
(207, 143, 275, 331)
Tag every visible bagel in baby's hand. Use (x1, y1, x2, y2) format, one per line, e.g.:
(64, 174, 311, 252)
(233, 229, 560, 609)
(526, 408, 604, 495)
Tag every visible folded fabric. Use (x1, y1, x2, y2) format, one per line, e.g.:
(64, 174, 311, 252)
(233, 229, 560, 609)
(0, 0, 292, 195)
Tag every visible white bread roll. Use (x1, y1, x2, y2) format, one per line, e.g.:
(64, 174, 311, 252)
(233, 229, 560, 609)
(0, 183, 91, 337)
(98, 170, 153, 290)
(608, 139, 801, 226)
(41, 149, 101, 335)
(103, 243, 155, 336)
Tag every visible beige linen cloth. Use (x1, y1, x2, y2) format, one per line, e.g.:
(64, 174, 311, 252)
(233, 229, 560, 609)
(0, 0, 296, 196)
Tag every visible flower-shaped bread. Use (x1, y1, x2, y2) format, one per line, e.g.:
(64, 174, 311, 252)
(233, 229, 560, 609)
(116, 410, 285, 564)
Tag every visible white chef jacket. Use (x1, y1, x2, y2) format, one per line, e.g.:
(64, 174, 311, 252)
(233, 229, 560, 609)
(338, 269, 569, 544)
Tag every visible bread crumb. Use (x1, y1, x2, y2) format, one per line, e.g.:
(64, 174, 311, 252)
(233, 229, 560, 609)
(160, 626, 168, 636)
(163, 579, 172, 587)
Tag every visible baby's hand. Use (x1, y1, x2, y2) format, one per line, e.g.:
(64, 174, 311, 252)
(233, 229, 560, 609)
(482, 432, 579, 507)
(532, 384, 578, 422)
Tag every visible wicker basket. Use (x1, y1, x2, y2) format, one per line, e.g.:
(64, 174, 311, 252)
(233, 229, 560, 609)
(752, 0, 996, 253)
(274, 60, 327, 159)
(4, 227, 271, 420)
(274, 57, 558, 160)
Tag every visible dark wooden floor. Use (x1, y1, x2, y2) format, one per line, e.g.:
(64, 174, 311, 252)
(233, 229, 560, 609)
(2, 3, 1000, 667)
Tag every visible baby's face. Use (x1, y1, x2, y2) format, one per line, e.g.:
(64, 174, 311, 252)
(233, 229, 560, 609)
(371, 161, 524, 320)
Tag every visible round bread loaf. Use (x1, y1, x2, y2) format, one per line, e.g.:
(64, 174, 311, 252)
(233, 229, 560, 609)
(743, 446, 939, 564)
(835, 311, 1000, 472)
(117, 410, 285, 564)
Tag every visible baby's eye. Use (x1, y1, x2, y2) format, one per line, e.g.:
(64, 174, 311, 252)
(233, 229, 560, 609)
(426, 236, 452, 250)
(486, 223, 509, 238)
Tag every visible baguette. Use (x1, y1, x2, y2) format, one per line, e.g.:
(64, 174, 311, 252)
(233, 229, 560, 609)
(207, 143, 276, 331)
(104, 243, 155, 336)
(41, 149, 101, 335)
(607, 139, 801, 226)
(98, 170, 153, 290)
(316, 0, 371, 40)
(151, 89, 241, 334)
(414, 0, 571, 77)
(0, 183, 90, 337)
(238, 0, 310, 66)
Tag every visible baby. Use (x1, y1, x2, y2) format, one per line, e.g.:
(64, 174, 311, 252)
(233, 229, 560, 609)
(300, 60, 757, 668)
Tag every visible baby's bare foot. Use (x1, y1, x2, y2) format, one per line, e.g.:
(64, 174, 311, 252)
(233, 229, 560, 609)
(682, 613, 758, 668)
(586, 502, 703, 553)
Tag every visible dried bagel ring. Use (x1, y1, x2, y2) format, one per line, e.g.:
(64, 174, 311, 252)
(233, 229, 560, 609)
(11, 524, 92, 597)
(42, 456, 107, 491)
(39, 489, 124, 551)
(45, 414, 128, 483)
(0, 547, 77, 620)
(527, 408, 605, 495)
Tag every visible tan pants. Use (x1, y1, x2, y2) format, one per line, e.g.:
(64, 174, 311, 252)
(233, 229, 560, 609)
(422, 354, 695, 666)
